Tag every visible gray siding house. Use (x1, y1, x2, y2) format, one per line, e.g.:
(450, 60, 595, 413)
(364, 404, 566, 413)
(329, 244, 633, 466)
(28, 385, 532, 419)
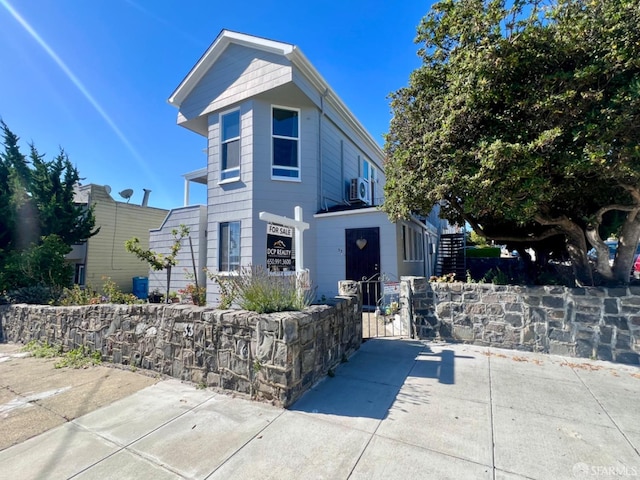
(150, 30, 443, 304)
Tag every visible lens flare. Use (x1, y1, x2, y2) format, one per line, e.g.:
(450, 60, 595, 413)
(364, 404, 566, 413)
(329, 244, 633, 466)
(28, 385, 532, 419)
(1, 0, 159, 185)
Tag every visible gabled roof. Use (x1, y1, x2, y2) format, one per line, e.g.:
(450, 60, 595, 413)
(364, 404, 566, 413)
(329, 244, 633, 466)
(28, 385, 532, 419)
(168, 30, 294, 107)
(168, 29, 384, 162)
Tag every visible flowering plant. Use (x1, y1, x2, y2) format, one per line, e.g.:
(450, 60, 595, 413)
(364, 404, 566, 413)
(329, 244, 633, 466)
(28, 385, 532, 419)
(178, 283, 206, 306)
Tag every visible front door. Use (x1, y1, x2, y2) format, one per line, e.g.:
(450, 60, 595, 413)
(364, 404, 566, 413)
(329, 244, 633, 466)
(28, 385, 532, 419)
(345, 227, 380, 307)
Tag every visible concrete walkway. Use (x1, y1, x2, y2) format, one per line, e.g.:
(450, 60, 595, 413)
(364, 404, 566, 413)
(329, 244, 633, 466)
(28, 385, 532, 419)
(1, 339, 639, 479)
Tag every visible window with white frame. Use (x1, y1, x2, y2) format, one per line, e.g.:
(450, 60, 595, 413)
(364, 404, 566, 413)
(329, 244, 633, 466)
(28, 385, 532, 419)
(272, 107, 300, 179)
(219, 221, 240, 272)
(361, 158, 376, 205)
(221, 110, 240, 181)
(403, 225, 424, 262)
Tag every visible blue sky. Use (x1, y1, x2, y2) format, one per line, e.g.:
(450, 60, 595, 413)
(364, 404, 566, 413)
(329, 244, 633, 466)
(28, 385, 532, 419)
(0, 0, 430, 210)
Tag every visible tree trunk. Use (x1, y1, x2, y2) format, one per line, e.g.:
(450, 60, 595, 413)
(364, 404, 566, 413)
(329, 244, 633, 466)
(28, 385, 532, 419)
(564, 225, 594, 287)
(612, 213, 640, 284)
(585, 227, 614, 282)
(165, 265, 172, 304)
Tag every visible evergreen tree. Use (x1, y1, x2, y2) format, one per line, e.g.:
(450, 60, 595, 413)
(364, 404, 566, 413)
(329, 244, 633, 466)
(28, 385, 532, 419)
(0, 121, 98, 295)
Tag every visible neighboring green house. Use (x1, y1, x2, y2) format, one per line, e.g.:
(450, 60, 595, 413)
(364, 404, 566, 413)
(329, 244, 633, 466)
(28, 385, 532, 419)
(68, 184, 168, 294)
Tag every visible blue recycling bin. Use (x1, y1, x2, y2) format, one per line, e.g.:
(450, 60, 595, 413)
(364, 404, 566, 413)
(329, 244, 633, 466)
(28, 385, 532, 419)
(132, 276, 149, 299)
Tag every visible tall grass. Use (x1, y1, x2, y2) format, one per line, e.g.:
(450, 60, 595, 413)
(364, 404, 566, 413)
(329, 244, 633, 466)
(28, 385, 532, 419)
(211, 266, 313, 313)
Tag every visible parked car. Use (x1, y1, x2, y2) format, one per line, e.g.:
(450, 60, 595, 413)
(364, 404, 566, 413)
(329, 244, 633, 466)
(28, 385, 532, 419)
(587, 239, 618, 265)
(588, 240, 640, 277)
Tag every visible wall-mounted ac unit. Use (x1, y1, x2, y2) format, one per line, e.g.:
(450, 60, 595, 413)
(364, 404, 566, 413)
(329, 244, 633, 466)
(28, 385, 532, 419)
(349, 177, 369, 204)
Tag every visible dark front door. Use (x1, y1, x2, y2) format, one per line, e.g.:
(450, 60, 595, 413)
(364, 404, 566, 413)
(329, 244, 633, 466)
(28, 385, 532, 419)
(345, 227, 380, 308)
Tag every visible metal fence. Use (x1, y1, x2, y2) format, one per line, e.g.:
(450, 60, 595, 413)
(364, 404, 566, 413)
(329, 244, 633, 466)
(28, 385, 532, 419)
(360, 274, 410, 339)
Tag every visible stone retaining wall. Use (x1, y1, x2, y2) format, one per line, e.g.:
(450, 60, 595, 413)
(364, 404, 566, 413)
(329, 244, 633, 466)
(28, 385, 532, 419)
(402, 277, 640, 365)
(0, 283, 362, 407)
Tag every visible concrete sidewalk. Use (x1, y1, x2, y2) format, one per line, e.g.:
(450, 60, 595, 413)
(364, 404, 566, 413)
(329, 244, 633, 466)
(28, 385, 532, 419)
(1, 339, 639, 479)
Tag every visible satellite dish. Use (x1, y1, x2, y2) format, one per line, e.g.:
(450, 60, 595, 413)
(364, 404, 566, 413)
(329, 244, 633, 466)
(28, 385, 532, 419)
(104, 185, 111, 194)
(118, 189, 134, 203)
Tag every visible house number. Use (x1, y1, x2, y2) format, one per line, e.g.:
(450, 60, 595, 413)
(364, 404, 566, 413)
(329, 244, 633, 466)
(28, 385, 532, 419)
(183, 324, 194, 338)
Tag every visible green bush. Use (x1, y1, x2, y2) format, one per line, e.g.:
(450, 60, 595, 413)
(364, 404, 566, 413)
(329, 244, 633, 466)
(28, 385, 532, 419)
(465, 247, 501, 258)
(7, 284, 56, 304)
(210, 274, 239, 309)
(483, 268, 510, 285)
(101, 277, 138, 304)
(212, 266, 313, 313)
(59, 284, 101, 306)
(1, 235, 73, 291)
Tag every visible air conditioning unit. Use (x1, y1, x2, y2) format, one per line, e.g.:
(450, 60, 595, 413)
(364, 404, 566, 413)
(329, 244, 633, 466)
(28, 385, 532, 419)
(349, 177, 369, 204)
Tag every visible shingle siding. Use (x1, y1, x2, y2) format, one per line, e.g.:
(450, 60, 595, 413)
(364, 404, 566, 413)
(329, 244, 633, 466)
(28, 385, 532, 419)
(180, 44, 293, 121)
(148, 205, 207, 296)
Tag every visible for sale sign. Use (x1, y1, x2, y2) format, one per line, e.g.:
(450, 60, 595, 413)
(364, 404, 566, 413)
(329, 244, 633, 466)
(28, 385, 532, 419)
(266, 223, 294, 271)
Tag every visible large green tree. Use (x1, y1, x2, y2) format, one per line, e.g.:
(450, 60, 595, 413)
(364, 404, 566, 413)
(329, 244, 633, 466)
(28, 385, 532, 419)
(384, 0, 640, 285)
(0, 121, 98, 294)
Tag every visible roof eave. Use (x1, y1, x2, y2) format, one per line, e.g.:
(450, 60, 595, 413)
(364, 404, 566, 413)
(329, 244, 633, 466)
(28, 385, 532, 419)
(286, 47, 385, 165)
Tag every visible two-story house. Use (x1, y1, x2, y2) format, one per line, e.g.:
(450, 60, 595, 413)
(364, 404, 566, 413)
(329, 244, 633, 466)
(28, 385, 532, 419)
(149, 30, 444, 304)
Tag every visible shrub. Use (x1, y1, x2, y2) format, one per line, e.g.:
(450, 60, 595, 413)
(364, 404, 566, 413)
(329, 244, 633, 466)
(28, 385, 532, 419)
(466, 247, 501, 258)
(7, 284, 56, 304)
(178, 283, 206, 305)
(1, 235, 73, 294)
(206, 269, 238, 309)
(59, 284, 101, 306)
(101, 277, 138, 304)
(483, 268, 509, 285)
(209, 266, 313, 313)
(58, 277, 138, 306)
(429, 273, 457, 283)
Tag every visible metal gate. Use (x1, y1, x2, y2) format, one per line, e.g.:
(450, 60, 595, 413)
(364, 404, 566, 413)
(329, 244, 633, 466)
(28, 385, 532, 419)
(360, 275, 410, 339)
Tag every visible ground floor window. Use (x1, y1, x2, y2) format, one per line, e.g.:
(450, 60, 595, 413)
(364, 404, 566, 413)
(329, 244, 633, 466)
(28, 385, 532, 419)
(219, 221, 241, 272)
(403, 225, 424, 262)
(74, 264, 85, 285)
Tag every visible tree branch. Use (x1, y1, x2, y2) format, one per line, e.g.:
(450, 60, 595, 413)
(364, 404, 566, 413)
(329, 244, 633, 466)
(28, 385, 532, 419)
(592, 204, 640, 225)
(620, 183, 640, 203)
(464, 214, 564, 243)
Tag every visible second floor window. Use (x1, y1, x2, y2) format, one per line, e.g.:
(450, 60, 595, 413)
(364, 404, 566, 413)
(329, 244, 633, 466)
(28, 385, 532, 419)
(362, 158, 376, 205)
(221, 110, 240, 181)
(272, 107, 300, 180)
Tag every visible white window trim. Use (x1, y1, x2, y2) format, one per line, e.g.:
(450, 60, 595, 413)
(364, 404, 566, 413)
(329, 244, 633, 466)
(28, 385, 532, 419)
(220, 108, 241, 183)
(361, 158, 376, 205)
(402, 224, 425, 262)
(271, 105, 301, 182)
(219, 220, 241, 273)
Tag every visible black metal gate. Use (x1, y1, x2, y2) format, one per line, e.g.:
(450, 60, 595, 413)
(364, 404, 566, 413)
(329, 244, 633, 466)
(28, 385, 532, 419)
(360, 276, 409, 339)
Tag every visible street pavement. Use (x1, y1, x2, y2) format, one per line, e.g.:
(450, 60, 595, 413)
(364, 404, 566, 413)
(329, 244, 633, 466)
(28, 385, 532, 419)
(1, 338, 639, 479)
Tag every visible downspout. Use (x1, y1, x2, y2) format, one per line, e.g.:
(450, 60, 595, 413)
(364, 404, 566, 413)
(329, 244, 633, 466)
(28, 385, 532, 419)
(318, 88, 328, 212)
(82, 188, 91, 287)
(340, 140, 345, 204)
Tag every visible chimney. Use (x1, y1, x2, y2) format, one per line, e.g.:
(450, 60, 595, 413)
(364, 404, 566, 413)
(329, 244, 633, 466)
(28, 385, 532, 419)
(141, 188, 151, 207)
